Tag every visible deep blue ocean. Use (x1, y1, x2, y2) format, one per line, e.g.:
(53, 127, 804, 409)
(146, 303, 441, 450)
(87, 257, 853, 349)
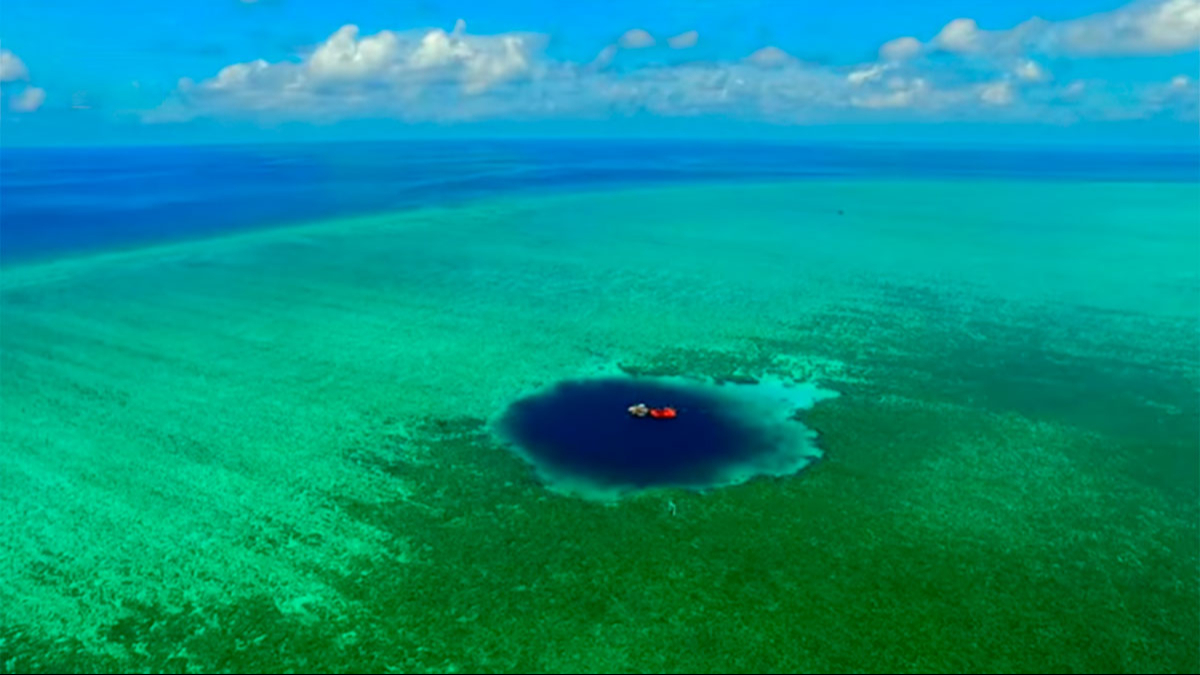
(1, 140, 1196, 265)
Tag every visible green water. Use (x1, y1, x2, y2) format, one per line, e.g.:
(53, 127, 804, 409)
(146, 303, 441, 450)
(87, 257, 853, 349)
(1, 180, 1197, 673)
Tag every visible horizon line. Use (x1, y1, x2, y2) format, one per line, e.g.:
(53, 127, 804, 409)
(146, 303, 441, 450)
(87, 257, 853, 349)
(3, 135, 1198, 153)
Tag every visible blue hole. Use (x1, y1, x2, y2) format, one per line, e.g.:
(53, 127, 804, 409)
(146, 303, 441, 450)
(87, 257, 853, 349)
(496, 377, 801, 492)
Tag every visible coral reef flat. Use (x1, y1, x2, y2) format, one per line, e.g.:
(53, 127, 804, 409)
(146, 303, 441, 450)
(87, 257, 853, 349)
(1, 179, 1197, 673)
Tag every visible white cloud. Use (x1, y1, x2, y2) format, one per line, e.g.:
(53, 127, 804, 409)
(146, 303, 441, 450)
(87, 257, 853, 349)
(618, 29, 655, 49)
(0, 48, 29, 82)
(166, 21, 547, 116)
(205, 60, 272, 91)
(850, 78, 933, 109)
(11, 86, 45, 112)
(980, 81, 1015, 106)
(159, 30, 844, 124)
(1053, 0, 1200, 55)
(929, 16, 1047, 55)
(307, 25, 401, 81)
(1, 47, 46, 113)
(152, 7, 1199, 127)
(934, 18, 984, 53)
(926, 0, 1200, 57)
(879, 37, 922, 61)
(847, 63, 890, 86)
(1014, 59, 1050, 82)
(269, 21, 539, 94)
(744, 46, 796, 67)
(591, 28, 688, 70)
(667, 30, 699, 49)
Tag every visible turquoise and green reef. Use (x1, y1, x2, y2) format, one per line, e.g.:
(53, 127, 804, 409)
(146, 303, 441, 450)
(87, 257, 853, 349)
(1, 180, 1196, 673)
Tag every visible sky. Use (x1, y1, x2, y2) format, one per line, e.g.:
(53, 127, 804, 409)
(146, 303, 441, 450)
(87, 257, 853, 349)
(0, 0, 1197, 146)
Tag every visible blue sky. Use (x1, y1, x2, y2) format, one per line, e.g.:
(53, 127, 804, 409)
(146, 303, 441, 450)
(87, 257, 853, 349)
(1, 0, 1197, 146)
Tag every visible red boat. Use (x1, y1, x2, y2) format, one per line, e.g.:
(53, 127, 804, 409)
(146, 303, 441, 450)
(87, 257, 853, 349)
(628, 403, 677, 419)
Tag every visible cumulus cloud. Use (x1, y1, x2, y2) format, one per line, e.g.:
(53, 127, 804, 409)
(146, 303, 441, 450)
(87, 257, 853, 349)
(846, 63, 890, 86)
(928, 16, 1046, 55)
(0, 48, 29, 82)
(879, 36, 922, 61)
(1052, 0, 1200, 54)
(158, 25, 845, 124)
(618, 29, 655, 49)
(1, 47, 46, 113)
(297, 21, 538, 93)
(927, 0, 1200, 57)
(307, 25, 401, 82)
(667, 30, 699, 49)
(11, 86, 45, 112)
(161, 20, 548, 120)
(934, 18, 985, 53)
(744, 46, 796, 67)
(1014, 59, 1050, 82)
(151, 4, 1200, 127)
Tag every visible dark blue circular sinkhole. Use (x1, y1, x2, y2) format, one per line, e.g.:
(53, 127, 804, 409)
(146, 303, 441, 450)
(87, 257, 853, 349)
(494, 377, 824, 496)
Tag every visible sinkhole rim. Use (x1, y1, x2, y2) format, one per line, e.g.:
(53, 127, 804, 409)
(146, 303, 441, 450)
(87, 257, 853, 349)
(489, 373, 838, 501)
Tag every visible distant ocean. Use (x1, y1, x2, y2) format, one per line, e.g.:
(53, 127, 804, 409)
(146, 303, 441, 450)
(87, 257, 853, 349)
(2, 140, 1196, 265)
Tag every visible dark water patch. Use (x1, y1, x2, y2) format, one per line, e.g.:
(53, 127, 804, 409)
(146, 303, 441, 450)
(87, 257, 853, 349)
(342, 414, 494, 483)
(492, 375, 832, 499)
(500, 379, 758, 488)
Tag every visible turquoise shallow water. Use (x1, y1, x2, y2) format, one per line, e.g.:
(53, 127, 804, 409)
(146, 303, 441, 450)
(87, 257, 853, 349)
(0, 149, 1197, 672)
